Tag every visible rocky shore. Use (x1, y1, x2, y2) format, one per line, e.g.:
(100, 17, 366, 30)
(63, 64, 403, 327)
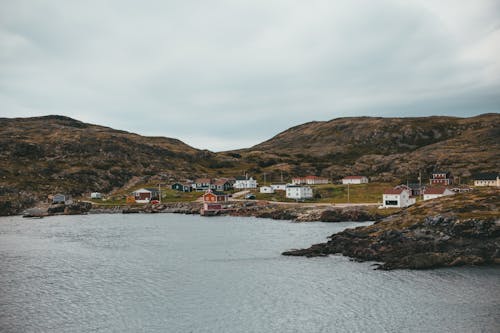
(22, 201, 92, 217)
(283, 189, 500, 270)
(86, 201, 384, 222)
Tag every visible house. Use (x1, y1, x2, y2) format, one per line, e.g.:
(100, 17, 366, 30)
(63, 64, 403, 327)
(291, 177, 305, 185)
(473, 173, 500, 187)
(192, 178, 212, 191)
(342, 176, 369, 184)
(407, 183, 426, 197)
(382, 188, 415, 208)
(171, 182, 192, 192)
(423, 187, 456, 201)
(292, 176, 329, 185)
(430, 171, 453, 185)
(202, 189, 229, 203)
(132, 188, 160, 203)
(233, 176, 258, 189)
(286, 185, 313, 200)
(52, 193, 71, 204)
(270, 183, 287, 191)
(213, 178, 233, 192)
(90, 192, 102, 199)
(259, 186, 275, 194)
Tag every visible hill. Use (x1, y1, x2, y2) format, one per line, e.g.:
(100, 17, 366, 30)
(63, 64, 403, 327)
(283, 188, 500, 270)
(0, 113, 499, 215)
(0, 115, 224, 213)
(225, 113, 500, 182)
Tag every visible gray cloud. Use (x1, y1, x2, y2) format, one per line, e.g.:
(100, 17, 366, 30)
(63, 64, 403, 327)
(1, 0, 499, 151)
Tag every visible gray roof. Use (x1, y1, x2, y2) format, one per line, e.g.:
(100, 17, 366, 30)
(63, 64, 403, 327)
(473, 173, 499, 180)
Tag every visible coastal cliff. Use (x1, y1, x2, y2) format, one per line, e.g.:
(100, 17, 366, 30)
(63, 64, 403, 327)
(283, 189, 500, 270)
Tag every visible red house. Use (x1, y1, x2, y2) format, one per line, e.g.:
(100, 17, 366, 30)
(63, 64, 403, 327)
(430, 172, 453, 185)
(202, 190, 228, 203)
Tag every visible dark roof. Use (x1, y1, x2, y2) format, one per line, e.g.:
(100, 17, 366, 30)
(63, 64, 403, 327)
(145, 188, 160, 192)
(235, 176, 247, 181)
(473, 173, 499, 180)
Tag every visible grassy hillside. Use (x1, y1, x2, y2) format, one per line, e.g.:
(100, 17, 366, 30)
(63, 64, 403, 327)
(222, 113, 500, 183)
(0, 115, 218, 200)
(1, 113, 498, 215)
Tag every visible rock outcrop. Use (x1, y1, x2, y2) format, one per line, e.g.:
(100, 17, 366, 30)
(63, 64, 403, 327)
(283, 189, 500, 270)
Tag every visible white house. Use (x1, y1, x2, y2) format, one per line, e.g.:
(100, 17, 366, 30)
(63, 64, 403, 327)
(259, 186, 275, 194)
(473, 173, 500, 187)
(233, 176, 258, 189)
(286, 185, 313, 200)
(90, 192, 102, 199)
(423, 187, 456, 201)
(270, 183, 287, 191)
(342, 176, 369, 184)
(382, 188, 415, 208)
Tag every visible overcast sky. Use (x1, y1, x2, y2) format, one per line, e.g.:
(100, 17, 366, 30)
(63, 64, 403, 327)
(1, 0, 499, 151)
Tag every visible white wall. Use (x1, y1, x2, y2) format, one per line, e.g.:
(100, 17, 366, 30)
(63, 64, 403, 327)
(286, 186, 313, 199)
(260, 186, 274, 193)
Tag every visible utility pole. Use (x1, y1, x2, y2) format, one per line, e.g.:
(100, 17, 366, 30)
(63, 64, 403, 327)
(418, 170, 422, 200)
(263, 172, 267, 185)
(158, 183, 161, 204)
(347, 183, 350, 204)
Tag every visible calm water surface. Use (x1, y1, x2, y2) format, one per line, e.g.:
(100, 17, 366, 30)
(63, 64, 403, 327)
(0, 214, 498, 332)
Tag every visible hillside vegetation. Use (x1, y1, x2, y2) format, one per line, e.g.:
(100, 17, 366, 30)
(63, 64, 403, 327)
(225, 113, 500, 182)
(0, 116, 219, 207)
(0, 113, 499, 214)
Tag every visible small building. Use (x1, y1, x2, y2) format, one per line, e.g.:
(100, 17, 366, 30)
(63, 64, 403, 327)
(270, 183, 288, 191)
(382, 188, 415, 208)
(342, 176, 369, 184)
(423, 187, 456, 201)
(286, 185, 313, 200)
(407, 183, 426, 197)
(192, 178, 212, 191)
(473, 173, 500, 187)
(292, 176, 329, 185)
(259, 186, 275, 194)
(132, 188, 160, 204)
(52, 193, 71, 204)
(171, 182, 193, 192)
(202, 189, 229, 203)
(90, 192, 102, 199)
(430, 171, 453, 185)
(213, 178, 233, 192)
(233, 176, 258, 189)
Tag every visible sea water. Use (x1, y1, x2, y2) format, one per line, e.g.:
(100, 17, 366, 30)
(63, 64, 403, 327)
(0, 214, 498, 332)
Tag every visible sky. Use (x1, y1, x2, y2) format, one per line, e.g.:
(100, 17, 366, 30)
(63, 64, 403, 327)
(1, 0, 499, 151)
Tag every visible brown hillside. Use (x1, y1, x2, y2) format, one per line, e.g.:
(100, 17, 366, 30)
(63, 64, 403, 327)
(0, 115, 217, 199)
(226, 113, 500, 181)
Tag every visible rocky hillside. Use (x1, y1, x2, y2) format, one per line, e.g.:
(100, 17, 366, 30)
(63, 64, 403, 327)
(1, 114, 499, 215)
(0, 116, 222, 212)
(226, 113, 500, 182)
(283, 188, 500, 270)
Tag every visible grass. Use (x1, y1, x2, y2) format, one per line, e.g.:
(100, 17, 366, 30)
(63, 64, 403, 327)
(249, 182, 397, 204)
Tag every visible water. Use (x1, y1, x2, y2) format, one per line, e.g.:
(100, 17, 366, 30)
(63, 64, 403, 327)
(0, 214, 498, 333)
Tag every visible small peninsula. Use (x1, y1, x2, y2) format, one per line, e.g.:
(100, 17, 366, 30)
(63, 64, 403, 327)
(283, 189, 499, 270)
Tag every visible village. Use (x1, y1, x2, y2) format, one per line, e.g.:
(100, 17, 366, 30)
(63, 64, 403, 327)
(46, 171, 500, 216)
